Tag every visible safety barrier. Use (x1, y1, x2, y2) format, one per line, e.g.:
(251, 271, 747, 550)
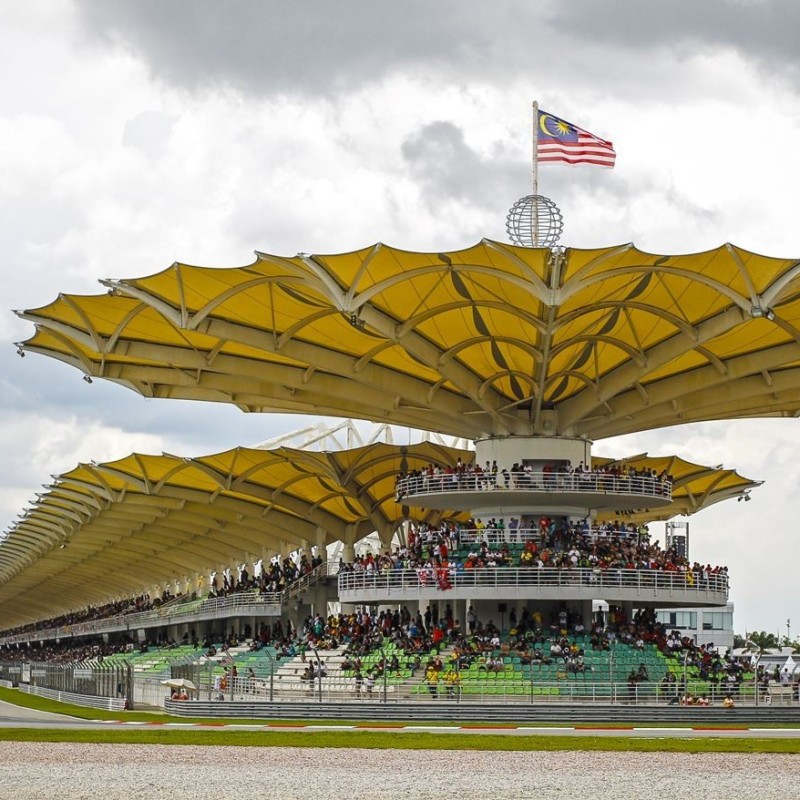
(17, 684, 127, 712)
(0, 660, 133, 709)
(164, 699, 800, 725)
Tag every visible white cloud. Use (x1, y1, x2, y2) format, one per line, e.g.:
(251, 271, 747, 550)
(0, 412, 164, 529)
(2, 1, 800, 635)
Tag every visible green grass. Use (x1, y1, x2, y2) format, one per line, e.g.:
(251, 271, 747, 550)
(3, 687, 800, 752)
(0, 727, 799, 753)
(0, 689, 773, 730)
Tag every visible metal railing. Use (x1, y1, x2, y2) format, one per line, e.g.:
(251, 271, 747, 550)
(166, 675, 776, 707)
(434, 527, 648, 546)
(283, 560, 339, 603)
(0, 562, 339, 647)
(0, 659, 133, 708)
(0, 593, 281, 646)
(396, 471, 672, 501)
(0, 656, 781, 710)
(338, 567, 728, 598)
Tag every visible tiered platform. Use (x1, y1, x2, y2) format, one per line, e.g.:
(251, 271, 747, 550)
(397, 470, 672, 513)
(339, 568, 728, 606)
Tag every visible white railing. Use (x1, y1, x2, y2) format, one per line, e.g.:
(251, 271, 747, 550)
(0, 593, 282, 646)
(338, 567, 728, 598)
(396, 471, 672, 501)
(0, 562, 340, 647)
(17, 683, 128, 711)
(430, 527, 647, 546)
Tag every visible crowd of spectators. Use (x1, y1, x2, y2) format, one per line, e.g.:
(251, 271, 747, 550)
(339, 517, 728, 588)
(1, 626, 209, 664)
(396, 460, 673, 498)
(0, 637, 133, 664)
(0, 519, 736, 700)
(295, 606, 437, 692)
(0, 592, 167, 641)
(283, 600, 743, 699)
(2, 596, 762, 708)
(0, 550, 326, 645)
(280, 601, 721, 699)
(209, 551, 324, 598)
(658, 628, 754, 697)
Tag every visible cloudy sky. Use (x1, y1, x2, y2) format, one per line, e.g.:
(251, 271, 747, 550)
(3, 0, 800, 637)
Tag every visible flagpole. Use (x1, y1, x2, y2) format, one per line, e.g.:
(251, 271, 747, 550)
(532, 100, 539, 246)
(532, 100, 539, 197)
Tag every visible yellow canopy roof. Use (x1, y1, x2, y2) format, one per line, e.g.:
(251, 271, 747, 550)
(0, 443, 757, 629)
(591, 454, 759, 523)
(0, 442, 465, 628)
(17, 240, 800, 439)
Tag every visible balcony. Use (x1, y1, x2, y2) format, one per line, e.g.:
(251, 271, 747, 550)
(395, 470, 672, 512)
(453, 527, 644, 546)
(0, 592, 285, 647)
(338, 567, 728, 607)
(0, 562, 341, 648)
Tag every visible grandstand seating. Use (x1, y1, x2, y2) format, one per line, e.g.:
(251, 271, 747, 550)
(86, 630, 757, 705)
(264, 641, 425, 698)
(203, 632, 719, 702)
(101, 644, 205, 675)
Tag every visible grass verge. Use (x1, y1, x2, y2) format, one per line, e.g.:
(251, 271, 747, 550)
(0, 727, 799, 753)
(3, 687, 799, 752)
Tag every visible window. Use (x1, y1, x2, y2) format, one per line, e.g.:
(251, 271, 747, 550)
(656, 610, 696, 630)
(702, 611, 732, 631)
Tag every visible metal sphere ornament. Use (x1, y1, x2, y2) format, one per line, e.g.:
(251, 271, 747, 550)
(506, 194, 564, 248)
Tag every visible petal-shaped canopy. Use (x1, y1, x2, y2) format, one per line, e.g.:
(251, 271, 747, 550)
(17, 240, 800, 439)
(0, 443, 757, 629)
(0, 442, 466, 627)
(591, 454, 760, 524)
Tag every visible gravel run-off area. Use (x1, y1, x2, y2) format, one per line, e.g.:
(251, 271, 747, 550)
(1, 743, 799, 800)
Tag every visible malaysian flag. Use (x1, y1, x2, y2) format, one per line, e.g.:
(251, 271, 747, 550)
(536, 110, 616, 168)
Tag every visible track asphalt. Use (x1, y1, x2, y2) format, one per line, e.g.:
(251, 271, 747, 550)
(2, 698, 800, 738)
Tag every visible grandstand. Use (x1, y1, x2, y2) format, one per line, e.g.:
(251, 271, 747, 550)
(5, 240, 800, 707)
